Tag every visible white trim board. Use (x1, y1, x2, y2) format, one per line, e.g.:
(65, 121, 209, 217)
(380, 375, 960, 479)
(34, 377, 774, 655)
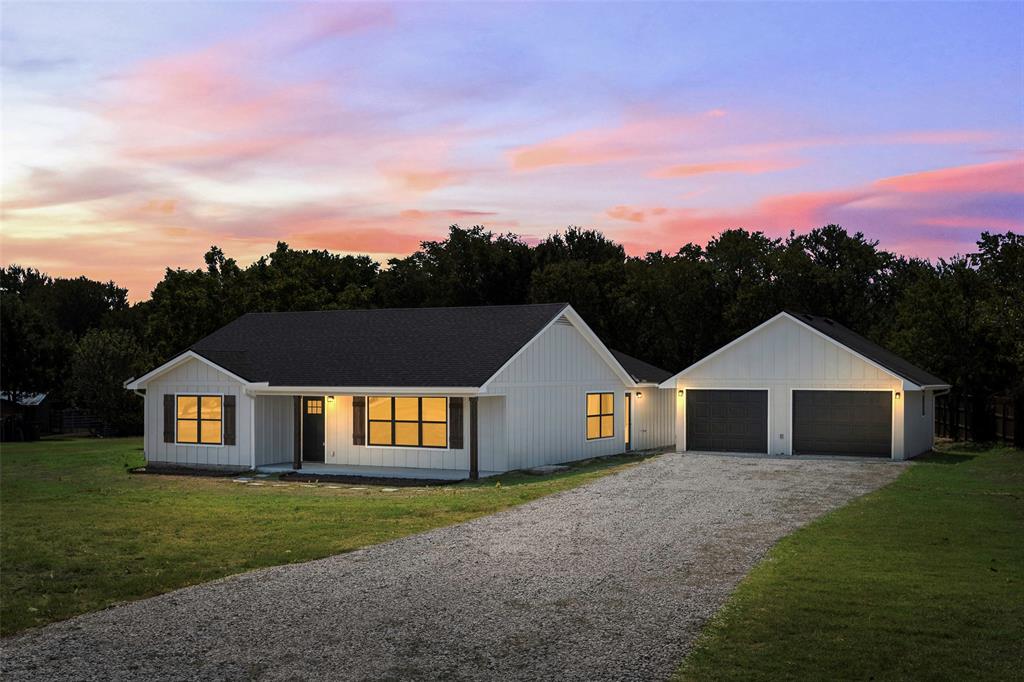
(125, 350, 251, 390)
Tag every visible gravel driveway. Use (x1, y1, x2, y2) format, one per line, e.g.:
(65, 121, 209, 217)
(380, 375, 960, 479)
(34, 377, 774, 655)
(2, 453, 904, 681)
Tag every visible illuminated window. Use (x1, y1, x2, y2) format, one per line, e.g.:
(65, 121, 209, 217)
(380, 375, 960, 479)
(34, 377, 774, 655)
(586, 392, 614, 440)
(176, 395, 222, 445)
(306, 399, 323, 414)
(367, 396, 447, 448)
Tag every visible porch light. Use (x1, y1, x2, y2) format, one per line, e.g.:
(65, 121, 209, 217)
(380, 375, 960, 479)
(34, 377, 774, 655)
(677, 390, 683, 397)
(327, 395, 335, 402)
(895, 392, 901, 400)
(636, 391, 643, 399)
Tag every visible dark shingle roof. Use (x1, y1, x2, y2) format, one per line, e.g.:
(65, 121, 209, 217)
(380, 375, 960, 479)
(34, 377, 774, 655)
(610, 349, 672, 384)
(786, 311, 948, 387)
(189, 303, 569, 387)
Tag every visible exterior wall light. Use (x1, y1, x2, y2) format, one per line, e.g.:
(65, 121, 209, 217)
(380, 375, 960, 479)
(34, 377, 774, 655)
(636, 391, 643, 399)
(677, 390, 684, 397)
(895, 392, 901, 400)
(327, 395, 335, 402)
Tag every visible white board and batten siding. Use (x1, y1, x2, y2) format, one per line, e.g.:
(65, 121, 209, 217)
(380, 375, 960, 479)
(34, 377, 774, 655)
(321, 396, 470, 471)
(254, 395, 293, 466)
(671, 315, 908, 458)
(144, 357, 253, 469)
(482, 316, 674, 471)
(903, 389, 936, 458)
(630, 387, 675, 452)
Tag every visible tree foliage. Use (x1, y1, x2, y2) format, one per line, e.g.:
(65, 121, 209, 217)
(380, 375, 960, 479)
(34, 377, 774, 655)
(2, 225, 1021, 434)
(68, 329, 151, 434)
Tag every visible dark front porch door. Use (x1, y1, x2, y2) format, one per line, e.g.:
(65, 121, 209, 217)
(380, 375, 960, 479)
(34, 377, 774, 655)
(302, 397, 325, 462)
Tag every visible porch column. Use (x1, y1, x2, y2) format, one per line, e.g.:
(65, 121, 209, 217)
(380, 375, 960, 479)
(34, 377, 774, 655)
(469, 396, 479, 480)
(293, 396, 302, 470)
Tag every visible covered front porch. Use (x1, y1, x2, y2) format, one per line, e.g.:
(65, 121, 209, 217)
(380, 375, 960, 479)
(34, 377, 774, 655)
(255, 461, 501, 480)
(252, 392, 483, 480)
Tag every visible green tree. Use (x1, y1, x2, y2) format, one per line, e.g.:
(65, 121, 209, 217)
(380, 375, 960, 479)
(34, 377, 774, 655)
(776, 225, 895, 335)
(68, 329, 150, 434)
(0, 294, 68, 400)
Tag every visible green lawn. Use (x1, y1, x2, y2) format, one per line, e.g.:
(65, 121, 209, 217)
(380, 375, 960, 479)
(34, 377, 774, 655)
(677, 443, 1024, 681)
(0, 437, 650, 636)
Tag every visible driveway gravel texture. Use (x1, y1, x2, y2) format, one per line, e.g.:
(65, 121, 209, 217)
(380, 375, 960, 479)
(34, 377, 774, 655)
(2, 453, 905, 681)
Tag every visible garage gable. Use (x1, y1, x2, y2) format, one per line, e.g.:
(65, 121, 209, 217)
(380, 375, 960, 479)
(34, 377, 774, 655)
(671, 314, 900, 385)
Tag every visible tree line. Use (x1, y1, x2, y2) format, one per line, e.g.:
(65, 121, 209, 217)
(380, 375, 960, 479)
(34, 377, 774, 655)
(2, 225, 1021, 435)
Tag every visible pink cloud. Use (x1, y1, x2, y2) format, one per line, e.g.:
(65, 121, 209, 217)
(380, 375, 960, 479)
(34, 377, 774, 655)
(508, 109, 729, 171)
(1, 167, 152, 211)
(610, 157, 1022, 256)
(606, 205, 668, 223)
(874, 157, 1023, 194)
(379, 168, 467, 194)
(97, 6, 394, 173)
(650, 159, 802, 178)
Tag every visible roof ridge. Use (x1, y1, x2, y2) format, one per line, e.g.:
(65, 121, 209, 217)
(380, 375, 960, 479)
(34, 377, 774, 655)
(242, 302, 570, 316)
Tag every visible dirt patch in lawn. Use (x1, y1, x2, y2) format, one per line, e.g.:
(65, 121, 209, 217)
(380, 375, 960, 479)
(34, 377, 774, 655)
(129, 465, 241, 478)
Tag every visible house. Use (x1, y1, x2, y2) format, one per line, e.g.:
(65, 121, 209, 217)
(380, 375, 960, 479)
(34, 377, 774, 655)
(659, 311, 950, 460)
(125, 303, 676, 478)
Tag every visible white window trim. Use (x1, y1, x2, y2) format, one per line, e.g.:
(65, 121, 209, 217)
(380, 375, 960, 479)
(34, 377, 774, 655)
(365, 395, 452, 451)
(173, 392, 226, 448)
(585, 391, 616, 442)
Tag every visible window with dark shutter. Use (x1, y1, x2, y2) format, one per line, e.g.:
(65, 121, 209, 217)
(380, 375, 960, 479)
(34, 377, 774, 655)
(163, 394, 175, 443)
(449, 397, 464, 449)
(223, 395, 237, 446)
(352, 396, 366, 445)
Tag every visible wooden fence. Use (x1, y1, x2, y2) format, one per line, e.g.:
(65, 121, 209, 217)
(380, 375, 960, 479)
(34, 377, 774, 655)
(935, 394, 1020, 446)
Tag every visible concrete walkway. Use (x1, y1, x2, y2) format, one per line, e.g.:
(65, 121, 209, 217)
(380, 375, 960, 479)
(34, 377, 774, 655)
(1, 453, 905, 681)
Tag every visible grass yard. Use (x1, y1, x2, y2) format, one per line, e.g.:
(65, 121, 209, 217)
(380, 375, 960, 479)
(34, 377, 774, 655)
(676, 443, 1024, 681)
(0, 437, 649, 636)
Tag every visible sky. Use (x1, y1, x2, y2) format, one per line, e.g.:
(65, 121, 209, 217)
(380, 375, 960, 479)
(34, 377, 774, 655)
(1, 1, 1022, 300)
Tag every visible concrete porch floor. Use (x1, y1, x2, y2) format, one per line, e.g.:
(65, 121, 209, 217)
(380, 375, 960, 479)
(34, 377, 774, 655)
(256, 462, 502, 480)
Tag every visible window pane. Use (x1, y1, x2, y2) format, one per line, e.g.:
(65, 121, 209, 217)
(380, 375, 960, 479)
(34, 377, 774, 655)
(601, 415, 614, 437)
(368, 397, 391, 420)
(422, 397, 447, 422)
(395, 421, 419, 446)
(177, 419, 198, 443)
(601, 393, 614, 415)
(200, 420, 221, 444)
(177, 395, 198, 419)
(395, 397, 419, 421)
(369, 421, 392, 445)
(306, 399, 322, 415)
(422, 422, 447, 448)
(587, 394, 600, 416)
(587, 416, 601, 439)
(201, 396, 222, 420)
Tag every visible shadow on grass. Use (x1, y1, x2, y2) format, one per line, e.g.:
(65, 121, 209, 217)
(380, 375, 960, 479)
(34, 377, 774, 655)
(915, 451, 976, 465)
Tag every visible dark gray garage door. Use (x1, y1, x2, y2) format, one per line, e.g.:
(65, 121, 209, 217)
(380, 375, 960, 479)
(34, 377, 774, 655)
(686, 390, 768, 453)
(792, 390, 892, 457)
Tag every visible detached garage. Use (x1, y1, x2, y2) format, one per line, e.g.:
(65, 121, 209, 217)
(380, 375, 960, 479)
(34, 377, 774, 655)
(660, 311, 950, 461)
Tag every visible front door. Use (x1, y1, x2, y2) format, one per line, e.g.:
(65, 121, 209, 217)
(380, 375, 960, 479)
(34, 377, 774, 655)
(302, 397, 325, 462)
(624, 392, 632, 451)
